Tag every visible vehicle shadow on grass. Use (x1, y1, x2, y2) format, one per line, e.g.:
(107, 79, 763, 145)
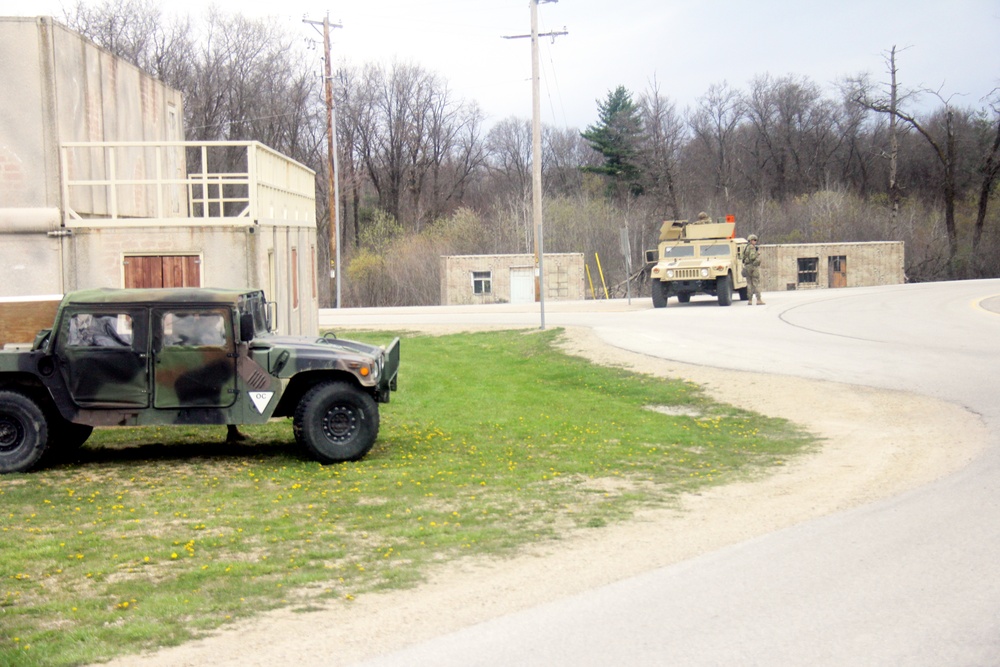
(54, 439, 306, 470)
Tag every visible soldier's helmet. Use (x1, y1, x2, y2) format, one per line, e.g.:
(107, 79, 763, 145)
(697, 211, 710, 222)
(748, 234, 758, 242)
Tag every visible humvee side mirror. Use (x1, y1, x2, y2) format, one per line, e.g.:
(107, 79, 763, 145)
(240, 312, 255, 342)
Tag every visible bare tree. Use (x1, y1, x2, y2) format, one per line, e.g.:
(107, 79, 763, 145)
(543, 125, 595, 196)
(423, 91, 486, 224)
(338, 61, 485, 232)
(486, 117, 533, 198)
(855, 90, 963, 273)
(65, 0, 196, 89)
(886, 47, 903, 222)
(334, 64, 367, 248)
(639, 77, 684, 220)
(688, 82, 744, 202)
(741, 74, 841, 201)
(972, 96, 1000, 252)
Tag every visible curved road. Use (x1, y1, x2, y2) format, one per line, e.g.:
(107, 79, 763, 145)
(323, 279, 1000, 667)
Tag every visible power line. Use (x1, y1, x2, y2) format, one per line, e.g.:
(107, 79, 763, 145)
(304, 13, 344, 309)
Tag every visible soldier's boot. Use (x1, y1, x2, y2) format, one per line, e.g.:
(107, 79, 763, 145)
(226, 425, 248, 443)
(757, 300, 766, 305)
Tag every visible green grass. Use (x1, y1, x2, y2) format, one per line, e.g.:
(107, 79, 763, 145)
(0, 328, 813, 666)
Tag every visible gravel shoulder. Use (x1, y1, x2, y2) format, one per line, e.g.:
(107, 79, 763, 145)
(99, 326, 988, 667)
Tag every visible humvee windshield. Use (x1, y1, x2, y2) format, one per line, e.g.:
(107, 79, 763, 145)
(700, 244, 732, 257)
(662, 246, 695, 257)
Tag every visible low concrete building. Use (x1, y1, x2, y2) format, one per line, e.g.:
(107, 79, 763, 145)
(758, 241, 905, 291)
(441, 253, 586, 305)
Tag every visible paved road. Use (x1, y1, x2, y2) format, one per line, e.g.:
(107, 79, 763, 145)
(322, 279, 1000, 667)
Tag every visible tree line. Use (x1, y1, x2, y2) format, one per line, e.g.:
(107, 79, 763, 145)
(66, 0, 1000, 306)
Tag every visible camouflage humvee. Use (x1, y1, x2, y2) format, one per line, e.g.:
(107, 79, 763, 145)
(645, 216, 750, 307)
(0, 288, 400, 473)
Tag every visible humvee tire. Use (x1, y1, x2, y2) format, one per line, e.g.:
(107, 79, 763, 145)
(649, 280, 667, 308)
(652, 281, 667, 308)
(294, 381, 380, 463)
(717, 275, 733, 306)
(0, 391, 49, 473)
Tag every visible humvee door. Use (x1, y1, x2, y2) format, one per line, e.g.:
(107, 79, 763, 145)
(59, 309, 150, 407)
(153, 308, 237, 409)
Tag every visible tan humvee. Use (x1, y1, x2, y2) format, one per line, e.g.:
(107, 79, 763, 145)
(645, 216, 749, 307)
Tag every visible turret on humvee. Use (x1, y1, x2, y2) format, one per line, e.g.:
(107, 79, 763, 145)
(645, 215, 749, 307)
(0, 288, 399, 473)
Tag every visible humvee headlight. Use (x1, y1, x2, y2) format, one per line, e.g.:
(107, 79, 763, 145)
(700, 268, 709, 277)
(665, 269, 674, 278)
(349, 361, 378, 380)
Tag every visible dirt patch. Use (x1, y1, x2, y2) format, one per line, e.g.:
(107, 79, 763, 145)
(97, 326, 988, 667)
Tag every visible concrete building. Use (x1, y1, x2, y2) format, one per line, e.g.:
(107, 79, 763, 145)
(0, 16, 319, 337)
(758, 241, 905, 292)
(440, 253, 586, 305)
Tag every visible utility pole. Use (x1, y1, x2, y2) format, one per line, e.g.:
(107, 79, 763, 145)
(304, 13, 343, 308)
(504, 1, 566, 330)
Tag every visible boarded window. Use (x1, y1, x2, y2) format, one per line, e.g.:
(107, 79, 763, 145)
(124, 255, 200, 288)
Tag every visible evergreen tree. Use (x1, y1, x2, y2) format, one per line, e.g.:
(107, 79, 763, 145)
(581, 86, 644, 197)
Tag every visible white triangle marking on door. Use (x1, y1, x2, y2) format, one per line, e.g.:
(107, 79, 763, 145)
(250, 391, 274, 414)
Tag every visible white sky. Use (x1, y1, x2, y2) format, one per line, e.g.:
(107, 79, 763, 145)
(8, 0, 1000, 130)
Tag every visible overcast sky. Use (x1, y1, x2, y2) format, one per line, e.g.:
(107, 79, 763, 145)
(10, 0, 1000, 130)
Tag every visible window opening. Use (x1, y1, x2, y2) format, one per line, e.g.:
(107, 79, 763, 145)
(472, 271, 492, 295)
(68, 313, 134, 348)
(797, 257, 819, 284)
(161, 311, 226, 347)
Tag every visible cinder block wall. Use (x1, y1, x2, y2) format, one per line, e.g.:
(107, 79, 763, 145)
(759, 242, 905, 291)
(440, 253, 585, 305)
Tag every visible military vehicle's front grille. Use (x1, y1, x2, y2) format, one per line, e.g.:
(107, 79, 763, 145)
(673, 269, 703, 279)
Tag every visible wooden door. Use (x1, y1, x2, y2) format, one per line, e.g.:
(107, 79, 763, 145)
(828, 256, 847, 288)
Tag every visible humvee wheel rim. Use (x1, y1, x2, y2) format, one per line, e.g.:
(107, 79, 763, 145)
(0, 415, 25, 453)
(323, 405, 359, 444)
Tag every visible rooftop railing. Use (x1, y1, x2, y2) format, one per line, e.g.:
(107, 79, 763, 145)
(59, 141, 316, 228)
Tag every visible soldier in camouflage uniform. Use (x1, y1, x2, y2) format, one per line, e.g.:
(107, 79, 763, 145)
(742, 234, 765, 305)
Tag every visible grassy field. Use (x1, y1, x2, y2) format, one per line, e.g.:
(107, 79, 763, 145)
(0, 328, 813, 666)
